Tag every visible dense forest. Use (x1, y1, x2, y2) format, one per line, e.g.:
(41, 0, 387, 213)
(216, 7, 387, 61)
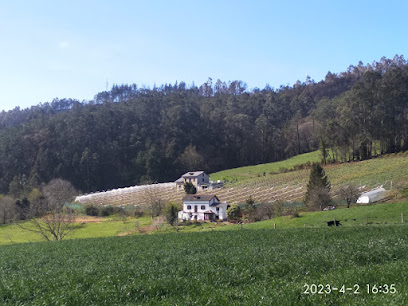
(1, 55, 408, 195)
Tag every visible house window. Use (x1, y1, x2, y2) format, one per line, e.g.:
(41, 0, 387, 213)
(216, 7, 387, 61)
(201, 205, 205, 210)
(187, 205, 191, 210)
(216, 207, 219, 212)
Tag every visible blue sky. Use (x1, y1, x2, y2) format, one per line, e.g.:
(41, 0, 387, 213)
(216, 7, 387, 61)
(1, 0, 407, 111)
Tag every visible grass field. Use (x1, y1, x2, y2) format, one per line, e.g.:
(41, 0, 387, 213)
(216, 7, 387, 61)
(0, 226, 407, 305)
(0, 217, 153, 245)
(209, 151, 321, 182)
(2, 201, 407, 245)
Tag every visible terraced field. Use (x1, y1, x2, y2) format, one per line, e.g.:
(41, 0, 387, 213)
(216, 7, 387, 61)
(76, 152, 408, 208)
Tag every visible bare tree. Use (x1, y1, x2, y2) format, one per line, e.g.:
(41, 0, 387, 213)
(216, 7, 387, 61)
(305, 187, 332, 211)
(339, 184, 360, 208)
(257, 203, 275, 220)
(18, 179, 81, 241)
(0, 196, 18, 224)
(143, 185, 164, 219)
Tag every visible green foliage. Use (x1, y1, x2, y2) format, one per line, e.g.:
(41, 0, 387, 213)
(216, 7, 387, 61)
(164, 202, 181, 226)
(210, 151, 321, 183)
(243, 196, 256, 220)
(85, 205, 99, 216)
(183, 182, 197, 194)
(100, 206, 114, 217)
(227, 203, 242, 221)
(304, 163, 331, 211)
(0, 226, 407, 304)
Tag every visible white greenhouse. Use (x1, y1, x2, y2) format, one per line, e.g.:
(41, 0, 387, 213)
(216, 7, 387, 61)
(356, 187, 388, 204)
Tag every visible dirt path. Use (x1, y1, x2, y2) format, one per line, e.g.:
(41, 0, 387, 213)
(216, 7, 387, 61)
(75, 216, 105, 223)
(117, 217, 166, 236)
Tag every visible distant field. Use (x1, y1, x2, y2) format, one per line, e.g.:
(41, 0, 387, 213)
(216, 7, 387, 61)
(0, 226, 407, 305)
(209, 151, 321, 182)
(242, 201, 408, 230)
(75, 150, 408, 209)
(162, 201, 408, 234)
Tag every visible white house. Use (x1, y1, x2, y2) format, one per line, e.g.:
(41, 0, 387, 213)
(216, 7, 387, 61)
(178, 194, 229, 221)
(356, 187, 388, 203)
(175, 171, 210, 191)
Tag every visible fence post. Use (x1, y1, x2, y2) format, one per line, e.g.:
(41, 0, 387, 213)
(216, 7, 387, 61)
(402, 213, 404, 224)
(274, 223, 276, 229)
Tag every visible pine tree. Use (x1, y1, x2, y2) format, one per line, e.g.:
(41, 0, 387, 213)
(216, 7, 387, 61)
(304, 163, 331, 210)
(183, 182, 197, 194)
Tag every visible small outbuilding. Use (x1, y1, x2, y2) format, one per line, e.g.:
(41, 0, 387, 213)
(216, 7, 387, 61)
(356, 187, 387, 204)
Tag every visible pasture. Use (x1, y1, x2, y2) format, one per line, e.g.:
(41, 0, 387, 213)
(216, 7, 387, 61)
(1, 201, 407, 244)
(0, 226, 407, 305)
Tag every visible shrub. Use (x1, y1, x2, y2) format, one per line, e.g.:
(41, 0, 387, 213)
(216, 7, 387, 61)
(85, 205, 99, 216)
(100, 206, 114, 217)
(227, 204, 242, 221)
(164, 202, 181, 226)
(134, 208, 144, 217)
(290, 208, 300, 218)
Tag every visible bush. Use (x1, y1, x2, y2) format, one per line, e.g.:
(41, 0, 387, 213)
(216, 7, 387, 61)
(164, 202, 181, 226)
(227, 204, 242, 221)
(100, 206, 114, 217)
(290, 208, 300, 218)
(85, 205, 99, 216)
(134, 208, 144, 217)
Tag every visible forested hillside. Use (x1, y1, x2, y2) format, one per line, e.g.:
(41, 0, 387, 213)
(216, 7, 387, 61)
(1, 55, 408, 195)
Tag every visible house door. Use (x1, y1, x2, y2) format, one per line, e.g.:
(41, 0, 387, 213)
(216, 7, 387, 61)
(194, 205, 198, 213)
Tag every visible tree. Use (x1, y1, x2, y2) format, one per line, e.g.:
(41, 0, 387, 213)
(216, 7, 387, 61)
(0, 196, 18, 224)
(143, 185, 164, 219)
(15, 197, 30, 220)
(304, 163, 331, 211)
(18, 179, 80, 241)
(339, 184, 360, 208)
(183, 182, 197, 194)
(178, 145, 205, 172)
(164, 202, 181, 226)
(227, 204, 242, 221)
(243, 196, 256, 221)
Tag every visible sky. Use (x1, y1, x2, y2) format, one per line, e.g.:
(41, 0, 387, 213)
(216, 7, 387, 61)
(0, 0, 407, 111)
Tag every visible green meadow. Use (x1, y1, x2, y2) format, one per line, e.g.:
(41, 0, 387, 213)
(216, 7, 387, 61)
(209, 151, 321, 182)
(0, 226, 407, 305)
(2, 201, 407, 244)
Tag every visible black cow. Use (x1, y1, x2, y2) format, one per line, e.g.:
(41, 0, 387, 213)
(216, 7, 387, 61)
(327, 220, 341, 226)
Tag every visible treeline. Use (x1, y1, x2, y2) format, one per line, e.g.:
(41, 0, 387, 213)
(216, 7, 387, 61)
(0, 55, 407, 195)
(314, 56, 408, 162)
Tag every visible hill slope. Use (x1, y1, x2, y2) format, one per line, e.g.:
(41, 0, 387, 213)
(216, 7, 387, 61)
(76, 151, 408, 208)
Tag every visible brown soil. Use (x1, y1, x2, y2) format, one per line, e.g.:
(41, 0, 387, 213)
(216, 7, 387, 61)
(75, 216, 106, 223)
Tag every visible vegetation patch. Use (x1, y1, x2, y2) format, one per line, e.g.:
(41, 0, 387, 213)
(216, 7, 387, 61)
(0, 226, 407, 304)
